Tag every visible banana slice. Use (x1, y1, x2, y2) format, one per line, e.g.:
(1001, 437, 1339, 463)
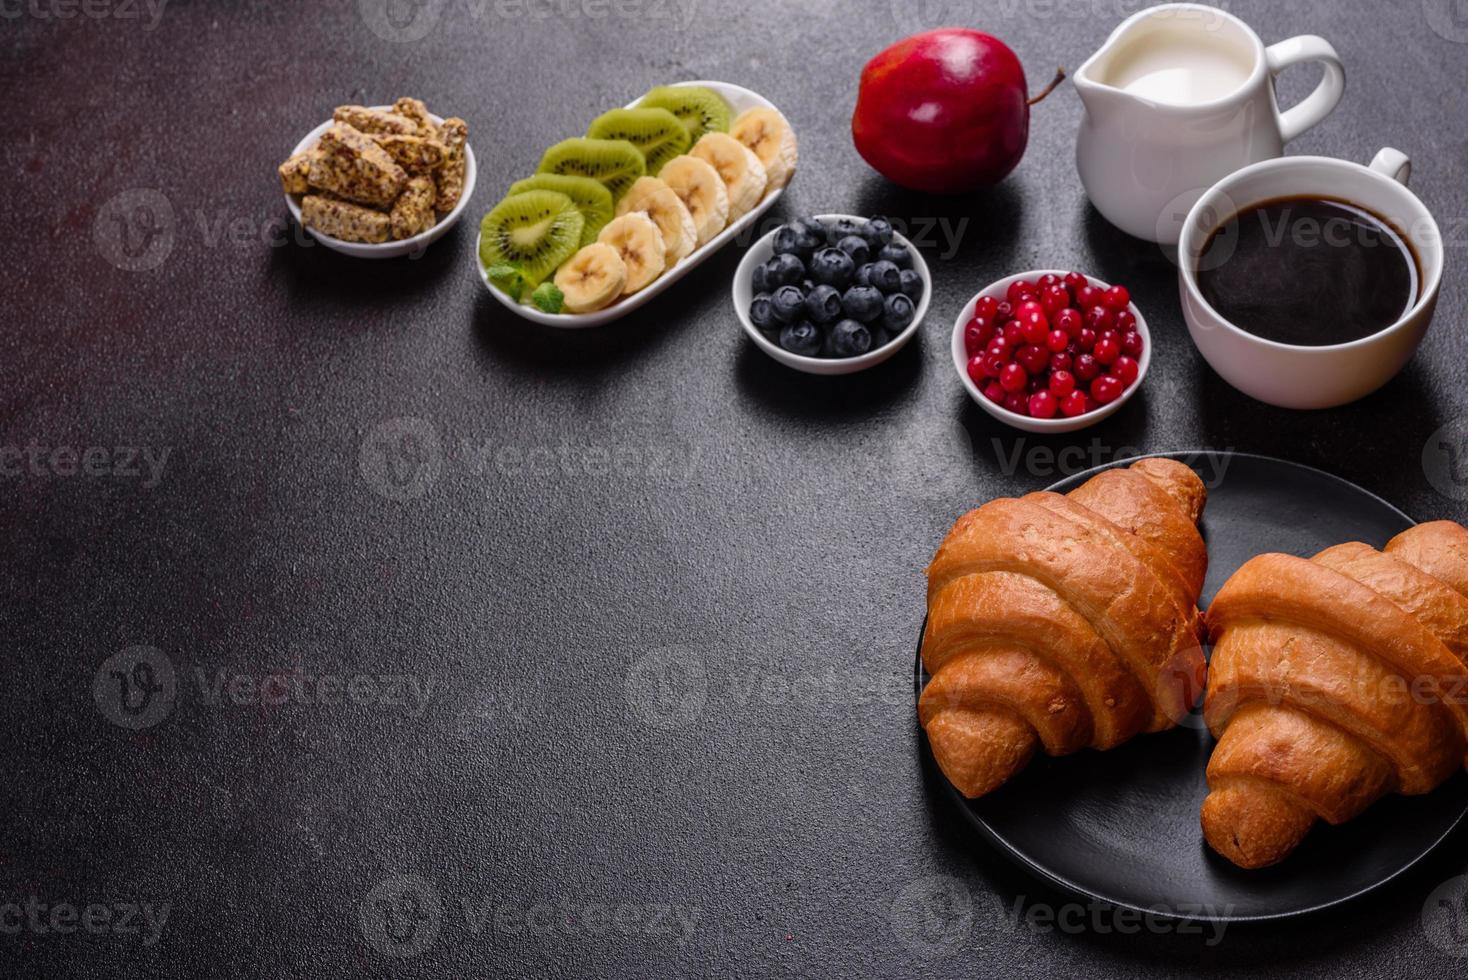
(730, 107, 798, 191)
(659, 155, 730, 247)
(596, 212, 666, 295)
(690, 133, 767, 223)
(554, 242, 627, 313)
(615, 176, 698, 265)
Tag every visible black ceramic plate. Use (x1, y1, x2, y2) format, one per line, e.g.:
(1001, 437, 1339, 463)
(916, 451, 1468, 921)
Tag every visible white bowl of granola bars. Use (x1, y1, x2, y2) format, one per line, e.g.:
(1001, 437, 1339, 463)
(280, 99, 476, 259)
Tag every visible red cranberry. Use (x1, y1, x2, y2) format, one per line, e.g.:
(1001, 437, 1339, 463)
(982, 380, 1006, 405)
(999, 362, 1028, 392)
(1003, 391, 1029, 415)
(1113, 355, 1140, 385)
(1115, 310, 1137, 333)
(1007, 280, 1036, 304)
(1098, 328, 1119, 347)
(1040, 285, 1070, 316)
(1121, 330, 1144, 358)
(1060, 389, 1089, 417)
(1049, 369, 1076, 397)
(1055, 308, 1084, 337)
(1093, 336, 1120, 365)
(1076, 284, 1102, 309)
(975, 295, 1001, 320)
(1074, 353, 1100, 381)
(984, 352, 1006, 377)
(1003, 322, 1026, 346)
(964, 320, 992, 355)
(1037, 273, 1062, 291)
(1085, 305, 1116, 332)
(1063, 271, 1088, 295)
(1091, 374, 1124, 404)
(1015, 300, 1045, 321)
(1045, 328, 1069, 353)
(995, 300, 1013, 322)
(1049, 351, 1073, 373)
(1076, 327, 1097, 352)
(1016, 344, 1049, 375)
(1102, 285, 1130, 310)
(967, 355, 987, 384)
(1028, 390, 1059, 419)
(1019, 311, 1049, 345)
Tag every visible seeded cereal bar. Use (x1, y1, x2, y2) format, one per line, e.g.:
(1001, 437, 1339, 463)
(300, 194, 391, 244)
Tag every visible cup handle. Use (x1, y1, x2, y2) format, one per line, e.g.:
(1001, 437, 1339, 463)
(1368, 147, 1412, 186)
(1264, 35, 1346, 144)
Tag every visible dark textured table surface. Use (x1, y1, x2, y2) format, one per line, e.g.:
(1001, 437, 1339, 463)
(5, 1, 1468, 976)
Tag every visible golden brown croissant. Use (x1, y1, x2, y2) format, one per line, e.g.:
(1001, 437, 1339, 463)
(1203, 520, 1468, 868)
(920, 458, 1209, 799)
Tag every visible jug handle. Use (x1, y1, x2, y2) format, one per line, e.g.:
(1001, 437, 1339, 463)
(1264, 36, 1346, 144)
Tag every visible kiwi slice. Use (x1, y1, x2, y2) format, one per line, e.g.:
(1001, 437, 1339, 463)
(477, 190, 584, 289)
(508, 173, 613, 245)
(537, 138, 646, 204)
(636, 85, 731, 144)
(586, 107, 691, 176)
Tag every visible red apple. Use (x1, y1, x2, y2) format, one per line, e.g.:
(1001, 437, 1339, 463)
(853, 28, 1052, 193)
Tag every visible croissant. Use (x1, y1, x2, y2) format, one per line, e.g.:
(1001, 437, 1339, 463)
(920, 458, 1209, 799)
(1203, 520, 1468, 868)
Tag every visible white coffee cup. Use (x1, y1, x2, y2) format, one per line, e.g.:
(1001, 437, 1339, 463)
(1177, 149, 1442, 409)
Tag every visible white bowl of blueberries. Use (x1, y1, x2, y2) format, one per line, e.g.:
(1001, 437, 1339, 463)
(734, 214, 930, 375)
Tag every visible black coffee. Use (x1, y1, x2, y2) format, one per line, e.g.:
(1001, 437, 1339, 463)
(1196, 197, 1418, 346)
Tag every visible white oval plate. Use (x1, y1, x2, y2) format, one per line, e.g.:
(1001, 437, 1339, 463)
(733, 215, 931, 376)
(477, 80, 793, 328)
(284, 107, 477, 259)
(951, 270, 1151, 433)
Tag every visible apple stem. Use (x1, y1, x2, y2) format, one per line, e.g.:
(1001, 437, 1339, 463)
(1027, 67, 1067, 106)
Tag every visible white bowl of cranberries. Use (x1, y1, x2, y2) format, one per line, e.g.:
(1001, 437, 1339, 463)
(952, 269, 1150, 433)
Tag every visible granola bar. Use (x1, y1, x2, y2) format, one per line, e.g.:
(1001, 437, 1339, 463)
(434, 117, 468, 213)
(368, 133, 447, 174)
(300, 194, 391, 244)
(308, 123, 407, 208)
(331, 105, 416, 135)
(392, 97, 438, 138)
(277, 150, 313, 195)
(390, 176, 437, 241)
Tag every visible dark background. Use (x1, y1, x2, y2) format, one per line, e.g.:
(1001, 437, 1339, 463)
(4, 0, 1467, 976)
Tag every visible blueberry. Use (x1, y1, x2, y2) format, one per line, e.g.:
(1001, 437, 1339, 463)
(899, 269, 924, 300)
(779, 321, 822, 356)
(751, 262, 770, 294)
(826, 217, 864, 245)
(772, 284, 806, 324)
(883, 291, 916, 332)
(841, 285, 884, 324)
(810, 247, 855, 289)
(765, 253, 805, 288)
(805, 284, 843, 325)
(863, 216, 894, 247)
(867, 259, 902, 293)
(773, 221, 824, 260)
(878, 242, 912, 268)
(828, 319, 873, 358)
(791, 219, 826, 254)
(771, 224, 803, 257)
(801, 279, 816, 293)
(870, 326, 894, 350)
(836, 234, 871, 267)
(853, 263, 875, 287)
(749, 292, 778, 331)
